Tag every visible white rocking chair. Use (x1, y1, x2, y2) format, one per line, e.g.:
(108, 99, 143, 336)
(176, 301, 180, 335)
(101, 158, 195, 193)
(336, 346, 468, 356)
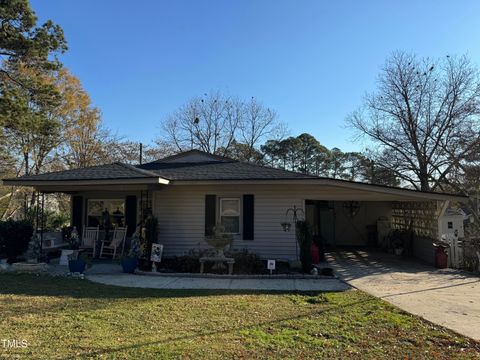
(100, 226, 127, 259)
(81, 226, 100, 258)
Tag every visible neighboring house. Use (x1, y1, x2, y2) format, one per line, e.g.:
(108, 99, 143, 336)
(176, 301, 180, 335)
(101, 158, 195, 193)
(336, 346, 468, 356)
(2, 150, 467, 263)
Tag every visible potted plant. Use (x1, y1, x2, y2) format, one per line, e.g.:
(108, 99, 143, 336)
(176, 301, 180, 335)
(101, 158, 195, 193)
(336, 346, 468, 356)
(390, 230, 405, 256)
(68, 251, 88, 274)
(121, 229, 141, 273)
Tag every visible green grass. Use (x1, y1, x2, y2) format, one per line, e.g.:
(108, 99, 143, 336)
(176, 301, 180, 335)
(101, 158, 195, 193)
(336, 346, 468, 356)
(0, 274, 478, 359)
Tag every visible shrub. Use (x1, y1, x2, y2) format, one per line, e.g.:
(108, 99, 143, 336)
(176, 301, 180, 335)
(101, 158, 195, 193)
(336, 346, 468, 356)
(0, 219, 34, 262)
(463, 237, 480, 272)
(227, 249, 265, 274)
(156, 249, 214, 273)
(139, 216, 158, 261)
(296, 220, 312, 273)
(128, 230, 142, 258)
(158, 249, 266, 274)
(159, 252, 200, 273)
(26, 207, 69, 231)
(170, 254, 201, 273)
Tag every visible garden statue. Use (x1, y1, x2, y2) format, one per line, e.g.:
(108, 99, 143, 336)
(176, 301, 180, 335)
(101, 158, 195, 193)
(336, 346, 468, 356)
(26, 231, 42, 263)
(204, 224, 233, 258)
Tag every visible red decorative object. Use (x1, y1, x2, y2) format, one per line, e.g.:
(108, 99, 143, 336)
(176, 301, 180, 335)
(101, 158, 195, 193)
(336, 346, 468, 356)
(310, 243, 320, 264)
(435, 246, 448, 269)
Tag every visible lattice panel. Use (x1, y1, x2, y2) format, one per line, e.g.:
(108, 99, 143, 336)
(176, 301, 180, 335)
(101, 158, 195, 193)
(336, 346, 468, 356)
(391, 201, 438, 238)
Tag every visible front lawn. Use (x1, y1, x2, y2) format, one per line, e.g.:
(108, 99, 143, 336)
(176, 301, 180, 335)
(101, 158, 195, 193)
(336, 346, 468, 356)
(0, 274, 478, 359)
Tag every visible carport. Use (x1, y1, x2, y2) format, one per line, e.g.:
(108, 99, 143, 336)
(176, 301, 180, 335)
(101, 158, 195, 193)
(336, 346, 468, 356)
(301, 181, 467, 265)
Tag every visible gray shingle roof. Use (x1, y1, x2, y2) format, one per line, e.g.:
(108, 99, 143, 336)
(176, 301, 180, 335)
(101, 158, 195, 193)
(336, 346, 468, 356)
(137, 161, 315, 181)
(5, 163, 159, 182)
(3, 154, 314, 182)
(1, 150, 468, 200)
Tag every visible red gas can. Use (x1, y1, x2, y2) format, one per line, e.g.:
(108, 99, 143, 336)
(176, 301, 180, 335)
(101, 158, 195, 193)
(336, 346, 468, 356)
(311, 243, 320, 264)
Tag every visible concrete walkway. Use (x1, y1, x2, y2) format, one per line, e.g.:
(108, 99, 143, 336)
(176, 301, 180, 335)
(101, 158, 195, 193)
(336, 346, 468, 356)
(47, 262, 349, 291)
(87, 273, 349, 291)
(327, 250, 480, 341)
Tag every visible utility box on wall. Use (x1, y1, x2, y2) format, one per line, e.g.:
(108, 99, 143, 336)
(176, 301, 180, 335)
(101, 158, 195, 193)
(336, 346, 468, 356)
(439, 208, 465, 268)
(439, 209, 465, 239)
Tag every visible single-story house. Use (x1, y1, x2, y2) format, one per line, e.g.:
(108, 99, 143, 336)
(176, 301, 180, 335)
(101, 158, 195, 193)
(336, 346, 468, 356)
(2, 150, 467, 264)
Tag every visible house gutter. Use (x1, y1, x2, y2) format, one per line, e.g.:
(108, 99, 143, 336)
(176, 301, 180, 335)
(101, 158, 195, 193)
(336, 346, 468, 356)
(169, 179, 467, 202)
(1, 177, 170, 187)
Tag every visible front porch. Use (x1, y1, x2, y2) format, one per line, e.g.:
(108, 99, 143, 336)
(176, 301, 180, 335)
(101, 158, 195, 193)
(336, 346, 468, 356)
(35, 188, 157, 260)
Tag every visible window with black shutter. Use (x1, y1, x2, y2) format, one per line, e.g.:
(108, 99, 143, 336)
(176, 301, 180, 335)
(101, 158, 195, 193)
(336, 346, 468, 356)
(243, 194, 254, 240)
(205, 194, 216, 235)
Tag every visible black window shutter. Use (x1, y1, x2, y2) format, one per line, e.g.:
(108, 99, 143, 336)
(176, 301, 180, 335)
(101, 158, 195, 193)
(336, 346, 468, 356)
(205, 194, 216, 236)
(243, 194, 254, 240)
(125, 195, 137, 237)
(71, 196, 83, 235)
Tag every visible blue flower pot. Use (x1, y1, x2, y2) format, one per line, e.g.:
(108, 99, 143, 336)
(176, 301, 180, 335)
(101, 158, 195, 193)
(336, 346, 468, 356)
(121, 257, 138, 273)
(68, 259, 86, 274)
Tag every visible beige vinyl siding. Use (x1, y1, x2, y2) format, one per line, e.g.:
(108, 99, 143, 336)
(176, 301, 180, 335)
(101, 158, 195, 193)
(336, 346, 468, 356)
(153, 184, 393, 260)
(154, 185, 300, 260)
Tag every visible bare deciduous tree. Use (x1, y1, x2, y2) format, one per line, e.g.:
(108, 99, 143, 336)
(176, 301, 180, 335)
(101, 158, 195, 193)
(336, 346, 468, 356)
(349, 52, 480, 192)
(159, 92, 284, 160)
(240, 97, 282, 160)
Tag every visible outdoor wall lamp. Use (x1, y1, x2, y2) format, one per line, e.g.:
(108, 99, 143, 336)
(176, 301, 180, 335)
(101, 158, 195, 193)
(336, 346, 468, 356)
(281, 222, 292, 232)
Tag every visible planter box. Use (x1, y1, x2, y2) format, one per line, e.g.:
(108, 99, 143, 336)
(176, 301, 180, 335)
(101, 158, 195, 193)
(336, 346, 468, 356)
(11, 262, 48, 273)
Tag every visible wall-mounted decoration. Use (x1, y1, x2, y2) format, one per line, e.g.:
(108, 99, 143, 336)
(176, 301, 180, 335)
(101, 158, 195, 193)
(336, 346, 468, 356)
(343, 201, 361, 218)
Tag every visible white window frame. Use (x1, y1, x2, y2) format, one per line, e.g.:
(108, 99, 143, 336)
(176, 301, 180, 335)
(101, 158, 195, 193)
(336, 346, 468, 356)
(219, 197, 241, 234)
(86, 198, 125, 228)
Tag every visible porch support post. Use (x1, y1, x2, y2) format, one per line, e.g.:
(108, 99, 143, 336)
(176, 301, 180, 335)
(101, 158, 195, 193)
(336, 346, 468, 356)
(40, 192, 45, 256)
(35, 192, 40, 232)
(140, 191, 143, 223)
(437, 200, 449, 240)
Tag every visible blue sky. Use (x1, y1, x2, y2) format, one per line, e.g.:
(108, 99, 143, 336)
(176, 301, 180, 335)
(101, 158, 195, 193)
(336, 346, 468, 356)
(31, 0, 480, 152)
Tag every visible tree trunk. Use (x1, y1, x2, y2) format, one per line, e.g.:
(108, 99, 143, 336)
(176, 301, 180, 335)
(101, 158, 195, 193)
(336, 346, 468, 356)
(419, 163, 430, 191)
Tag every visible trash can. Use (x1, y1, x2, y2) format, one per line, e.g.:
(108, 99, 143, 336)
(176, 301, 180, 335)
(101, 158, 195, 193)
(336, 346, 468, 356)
(433, 243, 449, 269)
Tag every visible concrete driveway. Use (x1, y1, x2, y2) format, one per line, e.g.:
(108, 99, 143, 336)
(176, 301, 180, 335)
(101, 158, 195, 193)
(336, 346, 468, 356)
(327, 250, 480, 340)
